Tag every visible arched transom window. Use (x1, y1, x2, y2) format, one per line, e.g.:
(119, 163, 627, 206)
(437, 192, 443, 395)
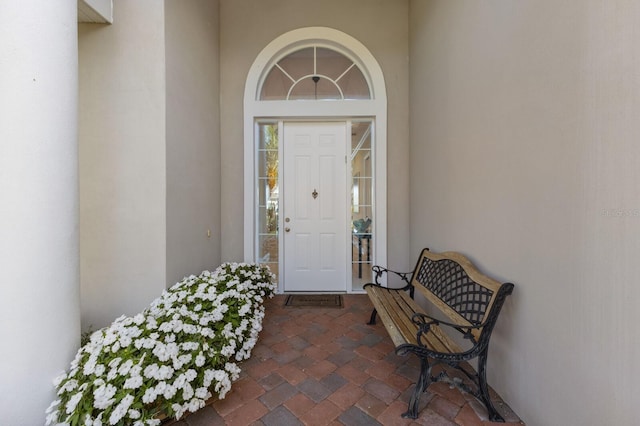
(260, 46, 371, 100)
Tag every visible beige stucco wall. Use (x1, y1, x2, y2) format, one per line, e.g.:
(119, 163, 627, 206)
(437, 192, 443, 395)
(165, 0, 221, 285)
(219, 0, 411, 270)
(409, 1, 640, 424)
(79, 0, 167, 328)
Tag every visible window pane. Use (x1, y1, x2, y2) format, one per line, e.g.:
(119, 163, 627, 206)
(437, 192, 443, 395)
(351, 120, 373, 292)
(316, 47, 353, 80)
(278, 47, 314, 81)
(289, 76, 341, 100)
(256, 123, 279, 282)
(259, 46, 371, 100)
(258, 235, 279, 280)
(261, 67, 291, 101)
(340, 66, 370, 99)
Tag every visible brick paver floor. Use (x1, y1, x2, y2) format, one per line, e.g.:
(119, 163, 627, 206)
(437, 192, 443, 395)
(164, 294, 523, 426)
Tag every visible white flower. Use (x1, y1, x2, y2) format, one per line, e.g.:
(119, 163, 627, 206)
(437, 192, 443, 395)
(185, 369, 197, 382)
(182, 382, 194, 400)
(239, 302, 251, 317)
(195, 387, 210, 399)
(65, 392, 83, 414)
(102, 330, 117, 346)
(94, 363, 105, 377)
(107, 357, 122, 369)
(222, 323, 234, 339)
(172, 403, 186, 420)
(144, 364, 160, 379)
(45, 410, 59, 426)
(53, 373, 67, 387)
(163, 384, 177, 399)
(225, 362, 241, 380)
(181, 341, 199, 351)
(200, 327, 215, 338)
(142, 388, 157, 404)
(91, 415, 104, 426)
(119, 335, 132, 348)
(187, 397, 205, 412)
(45, 399, 61, 414)
(106, 366, 118, 381)
(157, 364, 174, 380)
(155, 381, 167, 394)
(123, 375, 143, 389)
(82, 357, 97, 376)
(141, 337, 156, 349)
(130, 364, 142, 378)
(221, 345, 234, 357)
(93, 383, 117, 410)
(108, 394, 133, 425)
(178, 354, 192, 367)
(133, 313, 145, 325)
(58, 379, 78, 395)
(146, 317, 158, 330)
(182, 324, 197, 334)
(195, 353, 206, 367)
(118, 359, 134, 376)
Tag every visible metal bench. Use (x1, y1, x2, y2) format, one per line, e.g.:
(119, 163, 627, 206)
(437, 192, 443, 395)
(364, 248, 514, 421)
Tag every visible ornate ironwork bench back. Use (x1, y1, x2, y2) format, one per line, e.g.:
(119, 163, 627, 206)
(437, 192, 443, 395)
(412, 249, 511, 343)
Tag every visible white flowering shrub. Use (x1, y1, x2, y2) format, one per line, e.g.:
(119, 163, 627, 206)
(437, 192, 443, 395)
(46, 262, 276, 426)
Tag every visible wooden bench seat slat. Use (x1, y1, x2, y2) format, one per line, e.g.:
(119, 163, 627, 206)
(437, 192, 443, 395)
(366, 286, 463, 354)
(377, 290, 418, 342)
(420, 321, 462, 354)
(366, 287, 414, 347)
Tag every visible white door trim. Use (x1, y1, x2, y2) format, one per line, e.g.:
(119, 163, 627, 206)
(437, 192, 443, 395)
(244, 27, 387, 292)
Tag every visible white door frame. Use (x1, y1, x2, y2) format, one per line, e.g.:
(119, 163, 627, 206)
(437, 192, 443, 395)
(243, 27, 387, 292)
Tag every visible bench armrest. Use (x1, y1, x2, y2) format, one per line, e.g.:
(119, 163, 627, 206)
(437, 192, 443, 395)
(411, 312, 482, 345)
(371, 265, 413, 289)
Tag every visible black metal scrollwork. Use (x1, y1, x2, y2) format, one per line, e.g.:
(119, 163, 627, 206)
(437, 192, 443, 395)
(411, 313, 437, 347)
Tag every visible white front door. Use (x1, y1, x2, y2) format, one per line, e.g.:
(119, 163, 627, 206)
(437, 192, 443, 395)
(283, 122, 348, 292)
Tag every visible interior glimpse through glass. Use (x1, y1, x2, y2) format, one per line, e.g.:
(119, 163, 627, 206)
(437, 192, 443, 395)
(256, 123, 279, 280)
(350, 120, 373, 291)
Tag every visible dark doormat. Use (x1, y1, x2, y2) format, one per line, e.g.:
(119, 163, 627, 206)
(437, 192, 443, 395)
(284, 294, 343, 308)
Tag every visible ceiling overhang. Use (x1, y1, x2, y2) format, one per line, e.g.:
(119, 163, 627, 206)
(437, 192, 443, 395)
(78, 0, 113, 24)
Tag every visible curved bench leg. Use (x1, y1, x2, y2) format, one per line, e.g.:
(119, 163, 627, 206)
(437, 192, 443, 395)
(477, 352, 505, 422)
(367, 308, 378, 325)
(402, 357, 431, 419)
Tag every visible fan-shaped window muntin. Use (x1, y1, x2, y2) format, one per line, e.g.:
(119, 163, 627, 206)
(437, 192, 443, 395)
(260, 46, 371, 101)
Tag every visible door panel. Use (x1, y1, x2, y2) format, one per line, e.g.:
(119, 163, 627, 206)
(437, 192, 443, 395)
(283, 122, 347, 292)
